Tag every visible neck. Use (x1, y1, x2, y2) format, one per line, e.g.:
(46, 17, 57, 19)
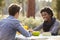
(14, 15, 17, 19)
(47, 18, 52, 23)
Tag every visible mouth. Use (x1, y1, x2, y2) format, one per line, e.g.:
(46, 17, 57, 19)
(43, 18, 47, 21)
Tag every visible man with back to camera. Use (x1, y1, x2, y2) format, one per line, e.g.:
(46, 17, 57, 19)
(0, 3, 31, 40)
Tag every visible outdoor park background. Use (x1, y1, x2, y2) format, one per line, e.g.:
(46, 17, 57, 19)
(0, 0, 60, 29)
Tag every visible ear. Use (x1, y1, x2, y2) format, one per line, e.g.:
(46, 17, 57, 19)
(16, 12, 19, 14)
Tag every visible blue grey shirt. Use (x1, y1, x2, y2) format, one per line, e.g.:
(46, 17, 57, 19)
(0, 16, 31, 40)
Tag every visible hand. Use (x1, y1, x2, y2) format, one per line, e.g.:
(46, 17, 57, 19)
(29, 28, 34, 33)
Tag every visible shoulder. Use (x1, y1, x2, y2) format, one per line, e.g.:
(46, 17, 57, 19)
(2, 18, 20, 26)
(54, 19, 60, 26)
(6, 18, 20, 23)
(55, 19, 60, 24)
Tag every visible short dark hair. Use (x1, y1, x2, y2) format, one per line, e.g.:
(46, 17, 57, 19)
(8, 4, 20, 16)
(40, 7, 53, 17)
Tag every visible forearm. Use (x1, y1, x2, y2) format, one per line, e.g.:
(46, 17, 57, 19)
(16, 23, 31, 37)
(33, 25, 43, 31)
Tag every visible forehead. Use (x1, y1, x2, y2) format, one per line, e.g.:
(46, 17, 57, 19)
(41, 12, 48, 14)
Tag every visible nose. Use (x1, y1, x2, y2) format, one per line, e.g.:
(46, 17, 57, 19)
(42, 16, 46, 19)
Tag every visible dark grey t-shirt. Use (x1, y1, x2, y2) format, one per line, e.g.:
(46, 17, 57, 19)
(34, 20, 60, 35)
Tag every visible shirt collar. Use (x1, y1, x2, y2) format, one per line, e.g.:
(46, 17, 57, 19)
(7, 15, 16, 19)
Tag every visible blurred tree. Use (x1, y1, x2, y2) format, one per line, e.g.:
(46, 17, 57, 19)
(0, 0, 5, 18)
(52, 0, 60, 20)
(16, 0, 25, 16)
(51, 0, 57, 18)
(27, 0, 35, 18)
(0, 0, 5, 7)
(51, 0, 56, 10)
(56, 0, 60, 20)
(16, 0, 28, 16)
(0, 0, 3, 7)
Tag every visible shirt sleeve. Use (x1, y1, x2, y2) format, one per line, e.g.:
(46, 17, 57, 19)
(33, 24, 43, 31)
(49, 21, 60, 35)
(15, 22, 31, 37)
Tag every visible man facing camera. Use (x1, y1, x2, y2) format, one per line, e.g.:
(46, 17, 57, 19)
(0, 3, 31, 40)
(29, 7, 60, 36)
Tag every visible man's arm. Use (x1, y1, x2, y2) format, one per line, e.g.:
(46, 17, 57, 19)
(33, 24, 43, 31)
(49, 21, 60, 35)
(15, 23, 31, 37)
